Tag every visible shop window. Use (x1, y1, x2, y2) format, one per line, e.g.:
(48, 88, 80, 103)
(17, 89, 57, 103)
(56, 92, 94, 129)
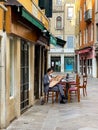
(64, 57, 74, 72)
(51, 57, 61, 72)
(87, 59, 92, 75)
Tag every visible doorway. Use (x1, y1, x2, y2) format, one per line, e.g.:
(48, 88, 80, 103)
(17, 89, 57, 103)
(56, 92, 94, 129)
(20, 40, 29, 113)
(51, 57, 61, 72)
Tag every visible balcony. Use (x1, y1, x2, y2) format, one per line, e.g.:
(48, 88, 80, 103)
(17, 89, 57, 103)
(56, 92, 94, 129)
(84, 9, 92, 22)
(53, 5, 64, 12)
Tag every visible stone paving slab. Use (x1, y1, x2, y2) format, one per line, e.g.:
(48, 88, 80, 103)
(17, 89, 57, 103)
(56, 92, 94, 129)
(3, 77, 98, 130)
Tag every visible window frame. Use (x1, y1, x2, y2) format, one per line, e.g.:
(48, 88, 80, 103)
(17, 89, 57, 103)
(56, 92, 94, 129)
(66, 36, 74, 49)
(67, 6, 74, 19)
(56, 16, 62, 29)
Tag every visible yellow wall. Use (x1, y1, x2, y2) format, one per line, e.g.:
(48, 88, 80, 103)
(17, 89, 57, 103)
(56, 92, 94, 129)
(18, 0, 32, 12)
(0, 8, 4, 30)
(33, 0, 38, 6)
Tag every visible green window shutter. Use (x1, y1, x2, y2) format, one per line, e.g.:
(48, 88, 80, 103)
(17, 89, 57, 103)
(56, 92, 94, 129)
(39, 0, 52, 18)
(45, 0, 52, 18)
(39, 0, 45, 9)
(50, 35, 57, 46)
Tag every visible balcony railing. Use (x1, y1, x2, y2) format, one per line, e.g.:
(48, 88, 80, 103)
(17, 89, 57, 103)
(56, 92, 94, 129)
(84, 9, 92, 22)
(53, 5, 64, 12)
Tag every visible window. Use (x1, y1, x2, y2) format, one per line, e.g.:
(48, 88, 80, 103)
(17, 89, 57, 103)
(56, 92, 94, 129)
(64, 57, 74, 72)
(97, 0, 98, 11)
(88, 25, 91, 42)
(10, 38, 14, 97)
(67, 7, 74, 19)
(80, 8, 82, 21)
(86, 0, 92, 10)
(84, 30, 86, 44)
(80, 32, 82, 46)
(56, 16, 62, 29)
(56, 0, 62, 5)
(84, 2, 86, 13)
(96, 24, 98, 41)
(86, 28, 88, 43)
(67, 36, 74, 48)
(91, 24, 94, 41)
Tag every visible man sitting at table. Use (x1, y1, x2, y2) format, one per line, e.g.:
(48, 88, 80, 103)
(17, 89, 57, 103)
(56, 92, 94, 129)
(43, 67, 67, 104)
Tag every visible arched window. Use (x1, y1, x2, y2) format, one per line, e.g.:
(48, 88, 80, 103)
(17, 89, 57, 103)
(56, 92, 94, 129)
(56, 16, 62, 29)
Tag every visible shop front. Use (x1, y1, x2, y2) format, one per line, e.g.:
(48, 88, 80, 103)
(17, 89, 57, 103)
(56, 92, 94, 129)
(76, 47, 94, 76)
(0, 1, 50, 128)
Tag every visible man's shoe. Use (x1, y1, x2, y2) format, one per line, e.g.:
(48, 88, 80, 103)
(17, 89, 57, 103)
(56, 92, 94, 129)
(60, 100, 65, 104)
(60, 100, 67, 104)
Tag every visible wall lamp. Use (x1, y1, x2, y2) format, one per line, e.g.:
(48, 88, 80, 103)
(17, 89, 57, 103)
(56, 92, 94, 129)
(41, 29, 47, 36)
(0, 3, 7, 11)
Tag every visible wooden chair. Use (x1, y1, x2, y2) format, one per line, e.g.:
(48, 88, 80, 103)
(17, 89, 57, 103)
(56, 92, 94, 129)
(79, 75, 87, 96)
(68, 74, 80, 103)
(44, 90, 59, 104)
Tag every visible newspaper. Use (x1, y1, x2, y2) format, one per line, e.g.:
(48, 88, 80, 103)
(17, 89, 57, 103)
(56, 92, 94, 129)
(49, 75, 65, 88)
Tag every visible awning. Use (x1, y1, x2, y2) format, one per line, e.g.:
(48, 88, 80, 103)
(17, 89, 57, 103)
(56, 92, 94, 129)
(50, 35, 57, 46)
(22, 8, 45, 31)
(50, 35, 66, 47)
(5, 1, 45, 31)
(76, 47, 92, 54)
(56, 37, 66, 47)
(78, 48, 91, 54)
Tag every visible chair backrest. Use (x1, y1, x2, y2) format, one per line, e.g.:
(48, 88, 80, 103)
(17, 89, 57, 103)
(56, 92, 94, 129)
(75, 74, 80, 89)
(76, 74, 80, 84)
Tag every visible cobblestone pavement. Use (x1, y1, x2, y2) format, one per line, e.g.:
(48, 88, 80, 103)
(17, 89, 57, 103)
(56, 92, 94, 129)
(4, 77, 98, 130)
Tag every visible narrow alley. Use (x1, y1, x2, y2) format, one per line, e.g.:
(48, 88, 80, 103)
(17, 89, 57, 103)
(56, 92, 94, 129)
(4, 77, 98, 130)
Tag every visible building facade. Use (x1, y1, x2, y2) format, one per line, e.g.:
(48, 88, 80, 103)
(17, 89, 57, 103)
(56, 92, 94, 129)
(75, 0, 96, 77)
(48, 0, 76, 73)
(0, 0, 51, 128)
(94, 0, 98, 78)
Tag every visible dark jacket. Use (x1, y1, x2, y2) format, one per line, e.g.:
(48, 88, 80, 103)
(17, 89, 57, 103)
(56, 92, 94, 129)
(43, 74, 50, 93)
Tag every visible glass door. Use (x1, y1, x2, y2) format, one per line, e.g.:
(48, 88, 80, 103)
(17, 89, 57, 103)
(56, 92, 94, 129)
(64, 57, 74, 72)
